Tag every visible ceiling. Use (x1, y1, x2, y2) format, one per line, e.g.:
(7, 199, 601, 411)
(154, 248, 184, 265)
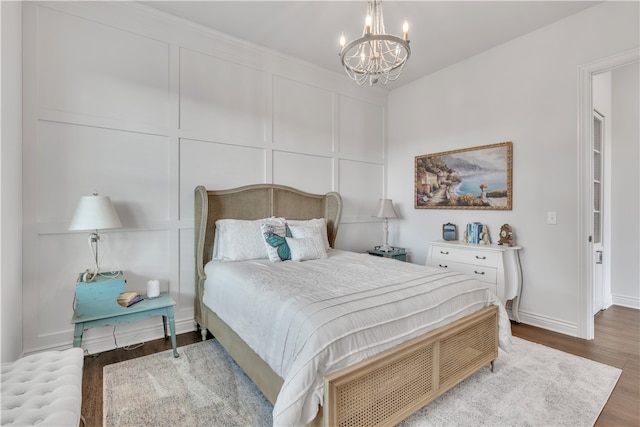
(140, 1, 600, 90)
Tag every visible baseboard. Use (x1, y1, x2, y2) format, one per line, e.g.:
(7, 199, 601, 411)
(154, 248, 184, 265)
(611, 295, 640, 309)
(77, 317, 197, 355)
(516, 310, 579, 337)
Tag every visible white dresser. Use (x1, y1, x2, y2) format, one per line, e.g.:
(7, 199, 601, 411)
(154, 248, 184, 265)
(426, 240, 523, 322)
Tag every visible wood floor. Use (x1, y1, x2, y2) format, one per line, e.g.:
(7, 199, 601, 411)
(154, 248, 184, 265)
(81, 305, 639, 427)
(511, 305, 639, 426)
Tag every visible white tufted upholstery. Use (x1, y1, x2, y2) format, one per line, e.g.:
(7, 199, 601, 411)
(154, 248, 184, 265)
(1, 348, 83, 426)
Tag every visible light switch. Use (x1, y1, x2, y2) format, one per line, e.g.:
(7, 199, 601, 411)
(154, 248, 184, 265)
(547, 211, 557, 224)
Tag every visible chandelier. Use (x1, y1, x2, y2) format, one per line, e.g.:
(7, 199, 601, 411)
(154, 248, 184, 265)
(339, 0, 411, 86)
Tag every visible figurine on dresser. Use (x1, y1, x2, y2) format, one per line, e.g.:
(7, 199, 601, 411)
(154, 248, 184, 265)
(498, 224, 515, 246)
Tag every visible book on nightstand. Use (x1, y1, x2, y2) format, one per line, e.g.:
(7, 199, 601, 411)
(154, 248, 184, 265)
(117, 292, 143, 307)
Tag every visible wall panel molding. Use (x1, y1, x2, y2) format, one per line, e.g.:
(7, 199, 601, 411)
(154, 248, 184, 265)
(22, 1, 388, 354)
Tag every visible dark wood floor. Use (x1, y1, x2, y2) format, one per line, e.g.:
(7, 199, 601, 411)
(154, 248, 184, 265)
(81, 305, 639, 427)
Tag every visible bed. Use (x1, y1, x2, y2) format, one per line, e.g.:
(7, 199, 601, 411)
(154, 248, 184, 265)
(194, 184, 511, 427)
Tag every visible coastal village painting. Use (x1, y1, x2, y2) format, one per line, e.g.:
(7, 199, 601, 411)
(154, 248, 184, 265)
(415, 142, 512, 210)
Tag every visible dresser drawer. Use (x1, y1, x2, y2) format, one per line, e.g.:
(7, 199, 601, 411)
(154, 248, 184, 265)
(427, 240, 523, 322)
(430, 245, 499, 267)
(428, 260, 498, 285)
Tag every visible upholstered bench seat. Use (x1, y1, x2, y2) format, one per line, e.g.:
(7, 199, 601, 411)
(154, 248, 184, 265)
(1, 347, 84, 426)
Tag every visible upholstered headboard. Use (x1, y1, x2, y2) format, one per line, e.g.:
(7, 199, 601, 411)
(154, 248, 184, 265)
(193, 184, 342, 322)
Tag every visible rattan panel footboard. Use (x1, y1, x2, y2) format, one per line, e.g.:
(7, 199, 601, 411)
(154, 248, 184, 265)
(324, 305, 498, 427)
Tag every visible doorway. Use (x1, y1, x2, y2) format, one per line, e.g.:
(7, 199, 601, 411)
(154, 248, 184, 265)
(578, 48, 640, 339)
(591, 108, 606, 315)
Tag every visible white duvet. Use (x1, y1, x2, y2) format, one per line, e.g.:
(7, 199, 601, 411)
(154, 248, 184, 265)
(203, 250, 512, 426)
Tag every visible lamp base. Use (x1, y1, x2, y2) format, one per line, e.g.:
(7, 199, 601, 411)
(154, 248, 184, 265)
(377, 244, 394, 252)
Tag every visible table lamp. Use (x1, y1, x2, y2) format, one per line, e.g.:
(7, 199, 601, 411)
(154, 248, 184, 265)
(69, 193, 121, 280)
(373, 199, 398, 252)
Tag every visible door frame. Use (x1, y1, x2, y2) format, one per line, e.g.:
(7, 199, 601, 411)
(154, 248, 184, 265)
(577, 48, 639, 339)
(591, 108, 606, 316)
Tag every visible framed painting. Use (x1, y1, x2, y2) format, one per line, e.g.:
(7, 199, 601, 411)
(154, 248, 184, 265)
(415, 141, 512, 210)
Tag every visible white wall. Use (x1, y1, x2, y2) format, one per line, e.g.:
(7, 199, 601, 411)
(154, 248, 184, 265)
(611, 62, 640, 307)
(387, 2, 639, 336)
(21, 1, 388, 354)
(1, 1, 24, 362)
(15, 1, 639, 355)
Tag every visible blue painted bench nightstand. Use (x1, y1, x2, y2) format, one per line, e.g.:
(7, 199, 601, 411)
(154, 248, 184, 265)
(367, 246, 407, 262)
(70, 273, 179, 357)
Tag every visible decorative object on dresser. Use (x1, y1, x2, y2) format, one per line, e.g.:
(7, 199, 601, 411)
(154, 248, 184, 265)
(426, 240, 523, 322)
(442, 223, 457, 241)
(367, 246, 406, 261)
(497, 223, 515, 246)
(415, 142, 512, 210)
(372, 198, 398, 252)
(463, 222, 491, 244)
(68, 193, 122, 281)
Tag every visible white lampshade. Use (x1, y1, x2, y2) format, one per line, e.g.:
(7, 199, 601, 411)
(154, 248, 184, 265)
(69, 194, 122, 231)
(372, 199, 398, 219)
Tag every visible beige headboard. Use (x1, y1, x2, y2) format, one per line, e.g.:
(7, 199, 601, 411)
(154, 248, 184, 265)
(194, 184, 342, 322)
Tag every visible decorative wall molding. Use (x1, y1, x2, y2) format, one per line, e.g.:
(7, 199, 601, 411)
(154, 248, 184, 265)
(517, 310, 579, 338)
(611, 295, 640, 310)
(22, 1, 389, 354)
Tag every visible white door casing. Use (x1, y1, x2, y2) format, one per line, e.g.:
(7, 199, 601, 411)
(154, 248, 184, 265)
(577, 48, 640, 339)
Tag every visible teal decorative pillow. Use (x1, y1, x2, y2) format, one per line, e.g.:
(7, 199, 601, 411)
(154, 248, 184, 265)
(260, 223, 292, 262)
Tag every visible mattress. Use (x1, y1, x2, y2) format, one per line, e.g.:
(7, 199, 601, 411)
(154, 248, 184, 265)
(203, 249, 512, 426)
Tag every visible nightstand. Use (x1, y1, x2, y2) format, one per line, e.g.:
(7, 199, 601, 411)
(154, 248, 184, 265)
(367, 246, 407, 262)
(71, 272, 179, 357)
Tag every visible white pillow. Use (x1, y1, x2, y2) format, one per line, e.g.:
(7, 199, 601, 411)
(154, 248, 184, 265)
(287, 218, 330, 251)
(288, 224, 321, 238)
(214, 218, 284, 261)
(286, 236, 328, 262)
(260, 223, 291, 262)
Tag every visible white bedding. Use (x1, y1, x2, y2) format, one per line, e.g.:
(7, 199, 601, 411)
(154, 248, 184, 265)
(203, 249, 512, 426)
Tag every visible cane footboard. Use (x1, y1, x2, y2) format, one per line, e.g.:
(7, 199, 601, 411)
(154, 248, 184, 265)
(324, 305, 498, 427)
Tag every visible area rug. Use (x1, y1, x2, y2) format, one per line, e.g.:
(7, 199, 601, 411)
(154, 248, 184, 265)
(103, 337, 620, 427)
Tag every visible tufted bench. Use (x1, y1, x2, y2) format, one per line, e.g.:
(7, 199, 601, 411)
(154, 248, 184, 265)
(1, 347, 84, 426)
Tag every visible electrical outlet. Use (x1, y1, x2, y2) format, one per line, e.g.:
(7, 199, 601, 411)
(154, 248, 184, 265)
(547, 211, 557, 224)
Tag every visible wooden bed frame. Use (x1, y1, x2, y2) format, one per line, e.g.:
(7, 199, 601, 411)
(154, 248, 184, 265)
(194, 184, 498, 427)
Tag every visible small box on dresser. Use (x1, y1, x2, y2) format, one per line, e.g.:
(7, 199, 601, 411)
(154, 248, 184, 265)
(426, 240, 523, 322)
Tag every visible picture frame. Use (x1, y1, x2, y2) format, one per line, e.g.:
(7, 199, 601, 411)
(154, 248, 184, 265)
(442, 223, 457, 241)
(415, 142, 512, 210)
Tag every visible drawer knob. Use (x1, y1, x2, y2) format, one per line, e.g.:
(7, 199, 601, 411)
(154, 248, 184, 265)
(475, 255, 486, 260)
(474, 270, 485, 275)
(438, 264, 448, 268)
(439, 251, 449, 255)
